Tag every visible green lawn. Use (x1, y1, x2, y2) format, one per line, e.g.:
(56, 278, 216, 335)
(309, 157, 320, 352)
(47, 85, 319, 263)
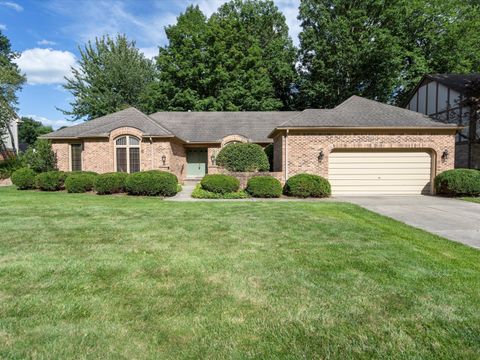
(1, 187, 479, 359)
(462, 197, 480, 204)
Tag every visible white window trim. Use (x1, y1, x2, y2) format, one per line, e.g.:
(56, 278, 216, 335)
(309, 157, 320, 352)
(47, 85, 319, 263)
(114, 135, 141, 173)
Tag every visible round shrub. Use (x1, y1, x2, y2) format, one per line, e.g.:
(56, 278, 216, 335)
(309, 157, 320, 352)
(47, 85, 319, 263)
(284, 173, 331, 198)
(246, 176, 282, 198)
(200, 174, 239, 194)
(216, 143, 270, 172)
(435, 169, 480, 197)
(65, 172, 97, 193)
(11, 168, 36, 190)
(95, 172, 128, 195)
(125, 170, 178, 196)
(35, 171, 66, 191)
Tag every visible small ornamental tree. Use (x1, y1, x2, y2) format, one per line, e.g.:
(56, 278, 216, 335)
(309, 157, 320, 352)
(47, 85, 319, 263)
(22, 139, 57, 173)
(216, 143, 270, 172)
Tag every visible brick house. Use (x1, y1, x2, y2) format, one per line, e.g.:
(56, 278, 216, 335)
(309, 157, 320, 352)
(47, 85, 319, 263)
(42, 96, 457, 195)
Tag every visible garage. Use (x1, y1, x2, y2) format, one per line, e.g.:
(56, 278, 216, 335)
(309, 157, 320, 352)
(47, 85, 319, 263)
(328, 150, 433, 196)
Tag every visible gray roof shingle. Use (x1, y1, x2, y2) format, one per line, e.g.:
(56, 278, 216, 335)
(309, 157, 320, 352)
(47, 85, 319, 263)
(42, 107, 173, 139)
(276, 96, 457, 130)
(148, 111, 299, 143)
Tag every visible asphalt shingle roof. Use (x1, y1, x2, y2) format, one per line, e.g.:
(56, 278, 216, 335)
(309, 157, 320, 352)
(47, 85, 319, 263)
(42, 107, 173, 139)
(42, 96, 455, 142)
(147, 112, 299, 143)
(276, 96, 457, 129)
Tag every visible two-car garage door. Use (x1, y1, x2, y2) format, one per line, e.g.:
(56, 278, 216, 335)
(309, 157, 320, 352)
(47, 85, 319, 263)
(328, 150, 433, 195)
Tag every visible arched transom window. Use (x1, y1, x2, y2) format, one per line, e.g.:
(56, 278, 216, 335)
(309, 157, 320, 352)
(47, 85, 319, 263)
(115, 135, 140, 173)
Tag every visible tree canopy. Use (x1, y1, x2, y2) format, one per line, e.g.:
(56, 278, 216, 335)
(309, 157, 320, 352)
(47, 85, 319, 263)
(18, 117, 53, 146)
(0, 30, 25, 145)
(62, 34, 156, 120)
(297, 0, 480, 108)
(139, 0, 296, 113)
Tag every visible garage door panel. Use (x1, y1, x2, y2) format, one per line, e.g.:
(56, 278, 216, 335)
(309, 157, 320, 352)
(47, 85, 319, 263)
(329, 151, 432, 195)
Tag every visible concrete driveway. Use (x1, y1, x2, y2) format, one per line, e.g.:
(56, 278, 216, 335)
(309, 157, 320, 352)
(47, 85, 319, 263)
(338, 196, 480, 249)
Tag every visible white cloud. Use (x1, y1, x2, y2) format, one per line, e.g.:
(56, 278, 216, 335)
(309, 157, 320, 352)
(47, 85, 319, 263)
(23, 114, 83, 130)
(0, 1, 23, 11)
(14, 48, 77, 85)
(0, 24, 6, 30)
(139, 46, 158, 60)
(37, 39, 57, 46)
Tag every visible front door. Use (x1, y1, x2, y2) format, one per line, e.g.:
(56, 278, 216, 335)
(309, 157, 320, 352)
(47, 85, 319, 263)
(186, 149, 207, 178)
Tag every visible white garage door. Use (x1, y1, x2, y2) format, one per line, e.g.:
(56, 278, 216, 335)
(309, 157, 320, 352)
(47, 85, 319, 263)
(329, 151, 432, 196)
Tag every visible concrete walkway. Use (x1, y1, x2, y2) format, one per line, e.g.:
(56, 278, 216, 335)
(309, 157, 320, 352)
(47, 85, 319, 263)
(338, 196, 480, 249)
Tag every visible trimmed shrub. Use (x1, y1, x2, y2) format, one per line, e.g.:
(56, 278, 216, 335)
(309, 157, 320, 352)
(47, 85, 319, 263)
(35, 171, 66, 191)
(435, 169, 480, 197)
(0, 155, 24, 179)
(246, 176, 282, 198)
(192, 184, 249, 199)
(216, 143, 270, 172)
(264, 144, 274, 171)
(94, 172, 128, 195)
(200, 174, 239, 194)
(65, 172, 97, 193)
(284, 173, 331, 198)
(22, 139, 57, 173)
(11, 168, 36, 190)
(125, 170, 178, 196)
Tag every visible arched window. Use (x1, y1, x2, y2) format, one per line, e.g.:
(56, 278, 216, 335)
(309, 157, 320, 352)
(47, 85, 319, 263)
(115, 135, 140, 173)
(222, 140, 240, 147)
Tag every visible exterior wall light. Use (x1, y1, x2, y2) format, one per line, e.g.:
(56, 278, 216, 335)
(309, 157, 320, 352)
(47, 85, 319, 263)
(441, 149, 449, 161)
(318, 149, 324, 162)
(211, 154, 216, 165)
(161, 154, 166, 165)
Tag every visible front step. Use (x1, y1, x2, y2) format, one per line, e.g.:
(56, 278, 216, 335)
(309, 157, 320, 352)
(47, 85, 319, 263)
(184, 178, 202, 186)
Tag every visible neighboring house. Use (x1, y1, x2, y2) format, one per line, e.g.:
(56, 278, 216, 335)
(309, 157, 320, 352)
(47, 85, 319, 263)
(0, 115, 20, 161)
(42, 96, 457, 196)
(404, 74, 480, 169)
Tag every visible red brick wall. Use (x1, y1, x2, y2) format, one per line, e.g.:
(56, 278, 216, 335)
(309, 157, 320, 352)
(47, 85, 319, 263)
(281, 130, 456, 179)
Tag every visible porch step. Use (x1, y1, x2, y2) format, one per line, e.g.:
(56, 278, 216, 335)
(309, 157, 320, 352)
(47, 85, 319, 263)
(184, 178, 202, 186)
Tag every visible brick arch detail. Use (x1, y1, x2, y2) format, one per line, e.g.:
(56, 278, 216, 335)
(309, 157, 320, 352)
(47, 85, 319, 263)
(221, 134, 249, 147)
(109, 127, 144, 141)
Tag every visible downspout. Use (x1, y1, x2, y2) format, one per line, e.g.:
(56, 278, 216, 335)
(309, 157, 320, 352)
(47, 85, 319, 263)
(285, 129, 289, 180)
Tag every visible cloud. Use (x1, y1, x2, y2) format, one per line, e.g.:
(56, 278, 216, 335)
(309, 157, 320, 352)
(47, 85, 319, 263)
(0, 1, 23, 11)
(139, 46, 158, 60)
(0, 24, 6, 30)
(23, 114, 83, 130)
(37, 39, 57, 46)
(14, 48, 77, 85)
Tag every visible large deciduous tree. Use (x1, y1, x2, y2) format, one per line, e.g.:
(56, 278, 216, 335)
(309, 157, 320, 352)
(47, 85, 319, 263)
(140, 0, 296, 112)
(18, 117, 53, 146)
(0, 30, 25, 150)
(62, 34, 156, 120)
(297, 0, 480, 108)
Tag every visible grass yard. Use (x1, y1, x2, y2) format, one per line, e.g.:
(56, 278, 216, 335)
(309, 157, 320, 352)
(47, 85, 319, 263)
(0, 187, 479, 359)
(462, 197, 480, 204)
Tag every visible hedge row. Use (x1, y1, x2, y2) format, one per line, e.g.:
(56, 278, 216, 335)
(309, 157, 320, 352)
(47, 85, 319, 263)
(194, 173, 331, 199)
(11, 168, 179, 197)
(435, 169, 480, 197)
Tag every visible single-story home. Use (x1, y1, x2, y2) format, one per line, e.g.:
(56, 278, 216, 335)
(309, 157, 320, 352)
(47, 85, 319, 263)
(42, 96, 457, 195)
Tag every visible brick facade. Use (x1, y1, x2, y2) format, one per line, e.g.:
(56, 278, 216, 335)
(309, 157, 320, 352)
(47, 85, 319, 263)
(272, 129, 456, 181)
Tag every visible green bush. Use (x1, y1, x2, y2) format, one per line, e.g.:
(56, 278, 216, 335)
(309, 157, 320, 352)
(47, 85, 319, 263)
(0, 156, 24, 179)
(11, 168, 37, 190)
(22, 139, 57, 173)
(435, 169, 480, 197)
(216, 143, 270, 172)
(125, 170, 178, 196)
(284, 173, 331, 198)
(264, 144, 274, 171)
(192, 184, 249, 199)
(246, 176, 282, 198)
(35, 171, 66, 191)
(65, 172, 97, 193)
(94, 172, 128, 195)
(200, 174, 239, 194)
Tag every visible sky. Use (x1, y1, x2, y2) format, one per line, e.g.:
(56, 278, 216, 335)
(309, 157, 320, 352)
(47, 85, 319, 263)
(0, 0, 301, 129)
